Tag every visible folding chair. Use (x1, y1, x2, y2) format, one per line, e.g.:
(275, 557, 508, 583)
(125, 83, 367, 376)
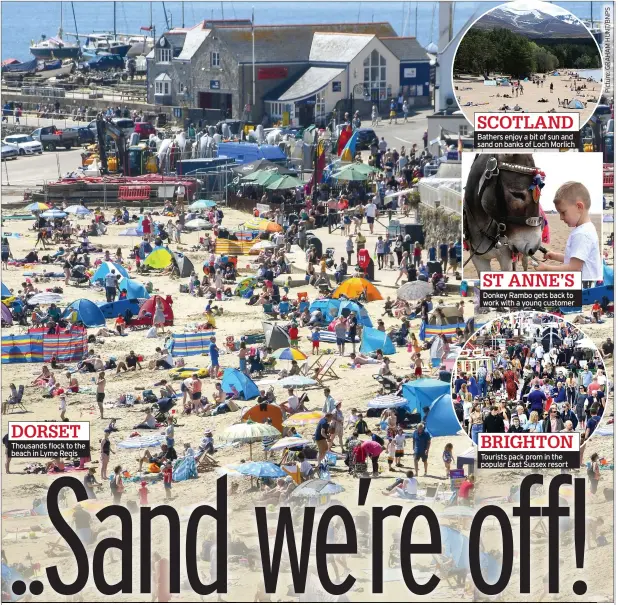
(313, 357, 340, 385)
(3, 385, 26, 414)
(262, 303, 276, 317)
(278, 301, 290, 317)
(298, 301, 309, 313)
(195, 451, 219, 473)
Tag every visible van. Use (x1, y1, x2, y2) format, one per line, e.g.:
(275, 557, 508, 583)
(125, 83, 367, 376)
(112, 118, 136, 137)
(134, 122, 157, 140)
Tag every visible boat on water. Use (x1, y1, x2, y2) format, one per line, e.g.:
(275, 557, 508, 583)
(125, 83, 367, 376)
(30, 35, 81, 60)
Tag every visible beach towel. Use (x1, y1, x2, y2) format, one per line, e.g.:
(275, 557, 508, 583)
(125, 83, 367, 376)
(306, 330, 359, 344)
(173, 455, 198, 481)
(118, 435, 164, 449)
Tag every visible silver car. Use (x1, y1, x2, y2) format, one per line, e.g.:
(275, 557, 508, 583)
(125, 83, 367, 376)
(3, 134, 43, 155)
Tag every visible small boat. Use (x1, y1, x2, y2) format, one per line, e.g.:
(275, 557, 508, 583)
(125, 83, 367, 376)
(30, 35, 81, 60)
(82, 34, 131, 58)
(125, 35, 154, 57)
(36, 59, 75, 79)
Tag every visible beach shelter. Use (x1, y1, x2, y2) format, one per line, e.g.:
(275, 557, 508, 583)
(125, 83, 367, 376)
(424, 393, 462, 437)
(483, 80, 497, 86)
(1, 282, 11, 298)
(1, 302, 12, 326)
(339, 300, 373, 327)
(567, 99, 584, 109)
(173, 252, 195, 278)
(402, 378, 449, 415)
(263, 321, 290, 349)
(332, 278, 383, 301)
(90, 261, 128, 284)
(138, 295, 174, 325)
(189, 199, 217, 210)
(117, 277, 150, 299)
(242, 403, 284, 432)
(144, 247, 173, 269)
(440, 525, 501, 584)
(360, 326, 396, 355)
(265, 175, 304, 190)
(221, 368, 259, 400)
(97, 298, 142, 320)
(63, 299, 106, 327)
(235, 277, 257, 297)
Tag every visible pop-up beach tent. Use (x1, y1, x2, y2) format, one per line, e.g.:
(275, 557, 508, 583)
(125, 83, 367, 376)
(118, 277, 150, 299)
(567, 99, 584, 109)
(242, 403, 284, 432)
(137, 296, 174, 325)
(63, 299, 106, 327)
(144, 247, 173, 269)
(402, 378, 450, 422)
(90, 261, 129, 284)
(359, 326, 396, 355)
(221, 368, 259, 400)
(173, 252, 195, 278)
(1, 303, 12, 326)
(1, 282, 11, 298)
(424, 393, 463, 437)
(263, 321, 290, 349)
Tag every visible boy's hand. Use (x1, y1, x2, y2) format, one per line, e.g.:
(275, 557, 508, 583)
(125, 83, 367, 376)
(535, 262, 550, 271)
(541, 250, 555, 261)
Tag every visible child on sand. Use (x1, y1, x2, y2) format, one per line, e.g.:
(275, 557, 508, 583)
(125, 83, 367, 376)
(443, 443, 454, 478)
(386, 438, 396, 472)
(162, 461, 173, 501)
(138, 481, 149, 505)
(394, 428, 406, 467)
(311, 328, 320, 355)
(413, 353, 423, 378)
(536, 182, 601, 285)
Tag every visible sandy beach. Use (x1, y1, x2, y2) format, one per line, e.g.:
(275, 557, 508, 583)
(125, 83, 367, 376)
(454, 72, 601, 125)
(0, 201, 612, 601)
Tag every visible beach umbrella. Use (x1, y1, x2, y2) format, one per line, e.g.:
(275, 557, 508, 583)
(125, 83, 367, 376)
(397, 280, 434, 301)
(185, 218, 212, 230)
(219, 422, 281, 460)
(332, 165, 372, 181)
(367, 394, 408, 409)
(289, 479, 345, 499)
(236, 461, 287, 479)
(40, 209, 67, 219)
(277, 375, 318, 388)
(250, 240, 276, 254)
(27, 292, 62, 305)
(190, 199, 217, 210)
(271, 347, 308, 361)
(265, 175, 304, 190)
(283, 410, 323, 427)
(245, 169, 281, 187)
(65, 205, 92, 216)
(332, 277, 383, 301)
(25, 202, 49, 213)
(269, 436, 312, 452)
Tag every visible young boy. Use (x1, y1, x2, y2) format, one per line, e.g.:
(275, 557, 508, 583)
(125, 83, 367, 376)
(162, 461, 173, 501)
(311, 327, 320, 355)
(394, 428, 406, 468)
(289, 322, 299, 348)
(536, 182, 601, 285)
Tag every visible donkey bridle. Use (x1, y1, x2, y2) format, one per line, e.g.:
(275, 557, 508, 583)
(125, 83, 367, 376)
(464, 156, 544, 265)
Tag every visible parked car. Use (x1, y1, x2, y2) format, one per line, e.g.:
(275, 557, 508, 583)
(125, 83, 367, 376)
(112, 118, 136, 137)
(86, 54, 126, 71)
(31, 125, 80, 151)
(134, 121, 157, 140)
(64, 126, 96, 145)
(2, 134, 43, 155)
(0, 144, 18, 160)
(355, 127, 378, 150)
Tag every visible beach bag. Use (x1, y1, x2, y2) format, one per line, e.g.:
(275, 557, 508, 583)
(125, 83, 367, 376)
(146, 327, 157, 338)
(148, 463, 161, 473)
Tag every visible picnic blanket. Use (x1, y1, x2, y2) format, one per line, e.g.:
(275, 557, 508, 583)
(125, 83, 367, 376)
(118, 435, 163, 449)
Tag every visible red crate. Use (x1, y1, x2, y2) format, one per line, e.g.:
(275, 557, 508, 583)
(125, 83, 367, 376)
(118, 185, 151, 201)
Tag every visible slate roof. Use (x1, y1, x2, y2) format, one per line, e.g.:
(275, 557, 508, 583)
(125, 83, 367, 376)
(309, 33, 375, 63)
(380, 37, 430, 62)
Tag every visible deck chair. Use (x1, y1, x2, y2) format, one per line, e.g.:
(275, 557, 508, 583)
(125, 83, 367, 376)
(431, 554, 467, 590)
(195, 451, 219, 473)
(313, 356, 340, 384)
(3, 385, 26, 414)
(281, 463, 302, 485)
(278, 301, 290, 317)
(262, 303, 276, 317)
(298, 301, 309, 313)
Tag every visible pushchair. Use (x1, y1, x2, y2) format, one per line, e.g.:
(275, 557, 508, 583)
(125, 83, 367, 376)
(151, 397, 178, 425)
(70, 265, 89, 287)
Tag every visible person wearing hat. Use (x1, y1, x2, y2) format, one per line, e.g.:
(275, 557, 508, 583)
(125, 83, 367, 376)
(389, 99, 397, 124)
(83, 467, 101, 499)
(138, 481, 150, 506)
(72, 502, 94, 545)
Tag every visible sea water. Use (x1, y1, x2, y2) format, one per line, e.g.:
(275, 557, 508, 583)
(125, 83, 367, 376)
(575, 68, 603, 82)
(0, 0, 607, 62)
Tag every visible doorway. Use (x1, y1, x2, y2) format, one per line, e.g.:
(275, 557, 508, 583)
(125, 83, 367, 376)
(198, 92, 233, 118)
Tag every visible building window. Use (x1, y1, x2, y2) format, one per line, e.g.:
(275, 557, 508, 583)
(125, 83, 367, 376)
(363, 49, 387, 101)
(157, 48, 172, 63)
(315, 88, 326, 119)
(178, 82, 185, 94)
(155, 73, 172, 96)
(211, 51, 220, 68)
(459, 124, 469, 136)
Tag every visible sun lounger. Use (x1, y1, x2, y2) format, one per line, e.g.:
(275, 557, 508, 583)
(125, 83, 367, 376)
(312, 356, 340, 384)
(195, 451, 219, 473)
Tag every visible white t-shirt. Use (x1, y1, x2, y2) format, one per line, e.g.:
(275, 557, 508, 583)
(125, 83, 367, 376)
(365, 203, 377, 218)
(564, 221, 601, 281)
(287, 395, 300, 411)
(299, 460, 313, 477)
(463, 400, 473, 421)
(403, 477, 418, 496)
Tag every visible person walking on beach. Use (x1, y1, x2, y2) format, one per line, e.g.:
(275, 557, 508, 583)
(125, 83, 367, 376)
(110, 465, 124, 504)
(96, 371, 106, 419)
(402, 100, 409, 123)
(100, 429, 114, 480)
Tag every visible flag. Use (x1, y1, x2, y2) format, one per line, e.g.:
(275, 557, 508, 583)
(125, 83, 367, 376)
(337, 126, 353, 155)
(340, 129, 360, 162)
(140, 26, 153, 31)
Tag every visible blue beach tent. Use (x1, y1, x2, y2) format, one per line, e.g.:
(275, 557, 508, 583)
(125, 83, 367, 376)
(97, 299, 142, 320)
(63, 299, 106, 327)
(118, 277, 150, 299)
(90, 261, 129, 284)
(424, 393, 463, 438)
(360, 326, 396, 355)
(1, 282, 11, 298)
(221, 368, 260, 400)
(402, 378, 450, 419)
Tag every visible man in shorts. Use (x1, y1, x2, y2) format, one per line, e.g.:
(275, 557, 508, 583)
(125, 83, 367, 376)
(411, 423, 431, 476)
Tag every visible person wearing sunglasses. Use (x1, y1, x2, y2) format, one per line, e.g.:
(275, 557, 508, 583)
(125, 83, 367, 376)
(542, 405, 564, 433)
